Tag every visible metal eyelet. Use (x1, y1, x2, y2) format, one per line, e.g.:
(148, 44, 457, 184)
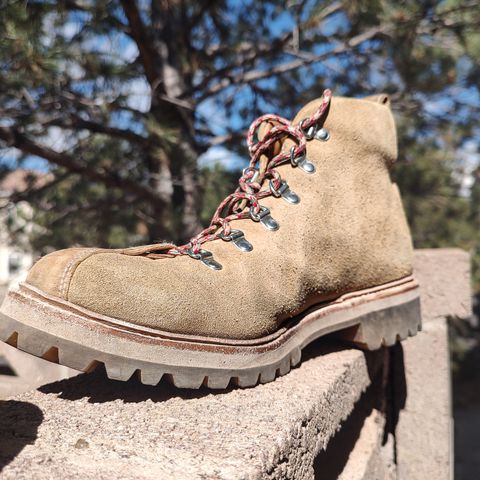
(186, 249, 222, 270)
(314, 127, 330, 141)
(299, 118, 317, 140)
(218, 229, 253, 252)
(290, 146, 316, 174)
(269, 179, 300, 204)
(249, 205, 279, 231)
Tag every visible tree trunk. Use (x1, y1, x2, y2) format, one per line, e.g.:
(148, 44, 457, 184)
(147, 1, 201, 244)
(145, 146, 175, 243)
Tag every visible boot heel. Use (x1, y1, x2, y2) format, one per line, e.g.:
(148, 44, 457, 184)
(334, 297, 422, 350)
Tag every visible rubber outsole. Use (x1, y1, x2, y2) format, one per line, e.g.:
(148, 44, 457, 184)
(0, 277, 421, 389)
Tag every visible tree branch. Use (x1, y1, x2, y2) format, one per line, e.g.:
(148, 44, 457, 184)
(56, 92, 149, 120)
(313, 1, 343, 23)
(44, 116, 150, 146)
(203, 32, 294, 61)
(0, 126, 166, 207)
(198, 25, 386, 101)
(201, 1, 341, 62)
(188, 0, 215, 29)
(190, 35, 295, 98)
(119, 0, 159, 86)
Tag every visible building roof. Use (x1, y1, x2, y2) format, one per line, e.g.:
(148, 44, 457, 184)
(0, 169, 48, 194)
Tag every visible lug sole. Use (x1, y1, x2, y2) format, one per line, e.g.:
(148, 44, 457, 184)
(0, 277, 421, 389)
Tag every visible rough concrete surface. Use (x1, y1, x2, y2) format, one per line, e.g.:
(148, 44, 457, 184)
(337, 410, 393, 480)
(391, 249, 473, 480)
(0, 345, 383, 480)
(316, 372, 396, 480)
(395, 320, 452, 480)
(414, 249, 472, 322)
(311, 350, 394, 480)
(0, 248, 470, 479)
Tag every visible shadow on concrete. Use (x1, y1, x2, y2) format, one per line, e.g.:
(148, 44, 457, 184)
(40, 341, 336, 403)
(0, 400, 43, 472)
(35, 338, 401, 409)
(38, 339, 382, 404)
(303, 337, 385, 382)
(312, 342, 407, 479)
(450, 317, 480, 480)
(39, 367, 226, 403)
(383, 342, 407, 449)
(313, 379, 378, 479)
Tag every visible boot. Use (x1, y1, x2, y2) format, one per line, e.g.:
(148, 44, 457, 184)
(0, 91, 421, 389)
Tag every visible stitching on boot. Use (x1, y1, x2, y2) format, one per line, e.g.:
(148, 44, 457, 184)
(60, 249, 102, 298)
(59, 245, 174, 298)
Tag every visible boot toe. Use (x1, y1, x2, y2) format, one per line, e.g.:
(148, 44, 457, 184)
(26, 248, 99, 299)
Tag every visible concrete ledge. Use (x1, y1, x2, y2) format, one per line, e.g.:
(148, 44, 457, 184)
(0, 249, 472, 479)
(414, 248, 472, 322)
(394, 248, 471, 480)
(396, 319, 452, 480)
(0, 347, 385, 480)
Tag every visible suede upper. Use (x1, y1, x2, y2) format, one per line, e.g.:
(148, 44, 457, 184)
(26, 95, 414, 340)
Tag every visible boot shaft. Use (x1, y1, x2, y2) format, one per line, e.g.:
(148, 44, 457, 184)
(207, 94, 413, 296)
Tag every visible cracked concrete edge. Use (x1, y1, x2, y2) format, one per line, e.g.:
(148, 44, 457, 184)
(336, 248, 469, 480)
(338, 411, 395, 480)
(316, 346, 396, 480)
(394, 249, 469, 480)
(259, 349, 385, 480)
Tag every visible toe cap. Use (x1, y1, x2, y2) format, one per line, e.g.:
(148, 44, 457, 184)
(26, 248, 100, 299)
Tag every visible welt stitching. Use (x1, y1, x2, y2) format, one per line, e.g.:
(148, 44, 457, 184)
(59, 250, 98, 297)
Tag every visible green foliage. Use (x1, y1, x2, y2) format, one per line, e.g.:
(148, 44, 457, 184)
(394, 145, 475, 248)
(197, 164, 239, 227)
(468, 168, 480, 295)
(30, 172, 140, 251)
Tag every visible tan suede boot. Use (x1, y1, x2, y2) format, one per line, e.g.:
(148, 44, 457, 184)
(0, 91, 421, 389)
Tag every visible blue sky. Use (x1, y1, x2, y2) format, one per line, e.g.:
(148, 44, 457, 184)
(2, 2, 479, 188)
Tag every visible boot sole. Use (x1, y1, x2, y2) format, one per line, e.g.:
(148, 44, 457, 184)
(0, 276, 421, 389)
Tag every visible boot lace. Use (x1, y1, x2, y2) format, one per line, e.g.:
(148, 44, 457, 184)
(168, 89, 332, 267)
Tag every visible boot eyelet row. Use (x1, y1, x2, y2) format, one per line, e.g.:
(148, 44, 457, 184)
(186, 248, 223, 270)
(299, 119, 330, 142)
(290, 147, 316, 174)
(269, 179, 300, 204)
(218, 229, 253, 252)
(211, 122, 327, 265)
(181, 96, 333, 270)
(249, 205, 279, 231)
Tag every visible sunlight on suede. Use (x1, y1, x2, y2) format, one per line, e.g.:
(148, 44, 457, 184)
(26, 95, 413, 340)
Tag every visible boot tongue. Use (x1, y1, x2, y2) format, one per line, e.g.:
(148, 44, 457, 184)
(255, 120, 283, 182)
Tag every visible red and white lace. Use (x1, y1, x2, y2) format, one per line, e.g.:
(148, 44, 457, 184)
(169, 89, 332, 257)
